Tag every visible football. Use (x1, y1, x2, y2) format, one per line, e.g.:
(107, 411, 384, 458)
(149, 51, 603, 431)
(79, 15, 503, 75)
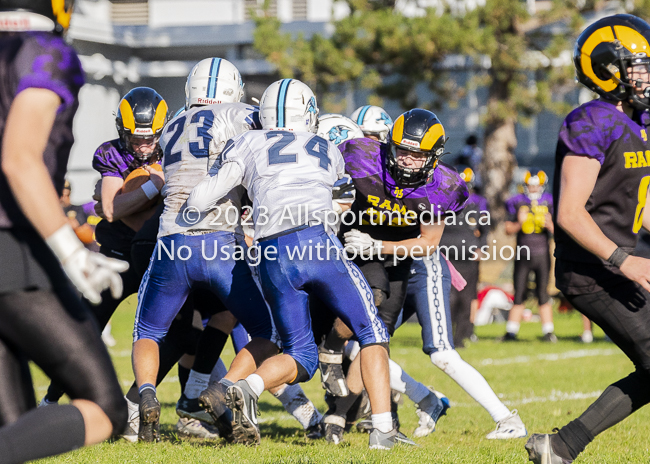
(121, 163, 163, 211)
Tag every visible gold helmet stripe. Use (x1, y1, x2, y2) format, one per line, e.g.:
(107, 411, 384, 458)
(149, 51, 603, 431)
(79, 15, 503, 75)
(420, 123, 445, 151)
(51, 0, 73, 30)
(119, 99, 136, 132)
(152, 100, 169, 133)
(391, 115, 405, 144)
(580, 26, 618, 92)
(613, 25, 650, 57)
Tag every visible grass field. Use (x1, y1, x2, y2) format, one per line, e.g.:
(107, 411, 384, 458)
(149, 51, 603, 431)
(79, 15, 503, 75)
(31, 296, 650, 463)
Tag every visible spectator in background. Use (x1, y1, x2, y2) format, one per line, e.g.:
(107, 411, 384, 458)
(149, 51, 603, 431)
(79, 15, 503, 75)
(439, 167, 489, 347)
(499, 171, 556, 342)
(458, 135, 483, 188)
(60, 180, 99, 252)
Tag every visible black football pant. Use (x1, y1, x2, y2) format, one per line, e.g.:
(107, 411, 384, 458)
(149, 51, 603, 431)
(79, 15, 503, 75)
(449, 259, 479, 346)
(513, 251, 550, 305)
(0, 287, 126, 432)
(556, 281, 650, 459)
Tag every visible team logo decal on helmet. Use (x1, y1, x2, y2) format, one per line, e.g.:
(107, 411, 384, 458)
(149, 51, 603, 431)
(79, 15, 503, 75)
(351, 105, 393, 143)
(259, 79, 319, 133)
(116, 87, 169, 162)
(317, 114, 364, 146)
(387, 108, 446, 187)
(0, 0, 74, 32)
(329, 127, 349, 144)
(185, 57, 245, 109)
(575, 14, 650, 110)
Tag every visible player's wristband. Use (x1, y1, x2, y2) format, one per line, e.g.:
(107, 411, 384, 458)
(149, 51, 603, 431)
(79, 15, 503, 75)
(141, 180, 160, 200)
(46, 223, 84, 264)
(607, 247, 629, 268)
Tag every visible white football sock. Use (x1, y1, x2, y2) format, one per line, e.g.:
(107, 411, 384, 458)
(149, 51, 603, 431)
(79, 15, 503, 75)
(506, 321, 520, 335)
(208, 358, 228, 383)
(344, 341, 360, 361)
(184, 371, 210, 399)
(245, 373, 265, 398)
(388, 359, 430, 404)
(542, 322, 555, 335)
(371, 412, 393, 433)
(125, 396, 139, 418)
(430, 349, 510, 422)
(273, 384, 322, 429)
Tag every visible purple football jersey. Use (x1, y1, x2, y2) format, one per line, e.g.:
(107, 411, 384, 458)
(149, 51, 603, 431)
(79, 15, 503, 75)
(505, 192, 553, 256)
(0, 31, 84, 228)
(553, 99, 650, 293)
(339, 138, 468, 242)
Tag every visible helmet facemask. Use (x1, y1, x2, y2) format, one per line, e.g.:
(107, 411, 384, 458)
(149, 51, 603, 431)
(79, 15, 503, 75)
(386, 143, 443, 188)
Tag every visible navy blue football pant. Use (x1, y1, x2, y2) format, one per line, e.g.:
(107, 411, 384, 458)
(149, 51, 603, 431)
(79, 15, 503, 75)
(258, 225, 389, 381)
(134, 231, 275, 344)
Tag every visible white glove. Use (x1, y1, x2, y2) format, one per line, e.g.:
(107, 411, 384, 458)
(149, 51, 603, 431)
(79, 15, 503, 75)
(46, 224, 130, 304)
(343, 229, 383, 258)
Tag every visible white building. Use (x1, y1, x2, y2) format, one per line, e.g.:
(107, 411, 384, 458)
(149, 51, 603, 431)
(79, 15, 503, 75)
(67, 0, 336, 202)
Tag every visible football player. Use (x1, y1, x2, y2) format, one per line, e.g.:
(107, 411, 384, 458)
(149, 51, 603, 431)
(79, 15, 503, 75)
(41, 86, 169, 405)
(438, 167, 489, 347)
(320, 109, 525, 441)
(351, 105, 393, 143)
(188, 79, 406, 449)
(0, 1, 129, 461)
(131, 58, 279, 443)
(526, 14, 650, 463)
(500, 170, 555, 342)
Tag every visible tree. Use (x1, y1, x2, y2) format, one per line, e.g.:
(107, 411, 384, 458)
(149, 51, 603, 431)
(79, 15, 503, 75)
(252, 0, 589, 221)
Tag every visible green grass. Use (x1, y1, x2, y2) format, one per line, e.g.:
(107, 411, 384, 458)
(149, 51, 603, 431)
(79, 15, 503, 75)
(32, 297, 650, 463)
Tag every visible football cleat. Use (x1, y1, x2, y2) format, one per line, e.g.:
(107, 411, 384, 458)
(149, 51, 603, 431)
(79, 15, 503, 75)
(226, 380, 261, 446)
(525, 433, 574, 463)
(413, 389, 450, 438)
(121, 397, 139, 443)
(138, 389, 161, 443)
(176, 393, 215, 425)
(305, 422, 323, 439)
(198, 381, 234, 442)
(318, 347, 349, 397)
(323, 414, 346, 445)
(486, 409, 527, 439)
(542, 333, 558, 343)
(174, 417, 219, 440)
(38, 397, 58, 407)
(498, 332, 518, 342)
(369, 428, 418, 450)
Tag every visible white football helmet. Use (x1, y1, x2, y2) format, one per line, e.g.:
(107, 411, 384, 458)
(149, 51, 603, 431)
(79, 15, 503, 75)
(259, 79, 319, 132)
(317, 114, 364, 146)
(350, 105, 393, 143)
(185, 58, 244, 109)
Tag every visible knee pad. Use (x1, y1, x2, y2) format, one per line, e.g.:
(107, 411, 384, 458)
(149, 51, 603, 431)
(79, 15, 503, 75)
(430, 349, 462, 374)
(288, 360, 313, 385)
(286, 342, 319, 384)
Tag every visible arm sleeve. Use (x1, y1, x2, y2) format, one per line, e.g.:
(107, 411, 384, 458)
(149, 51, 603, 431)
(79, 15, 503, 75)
(188, 160, 244, 212)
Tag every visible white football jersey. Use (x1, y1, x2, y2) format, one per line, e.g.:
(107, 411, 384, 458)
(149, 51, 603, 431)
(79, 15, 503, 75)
(219, 129, 345, 240)
(158, 102, 260, 237)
